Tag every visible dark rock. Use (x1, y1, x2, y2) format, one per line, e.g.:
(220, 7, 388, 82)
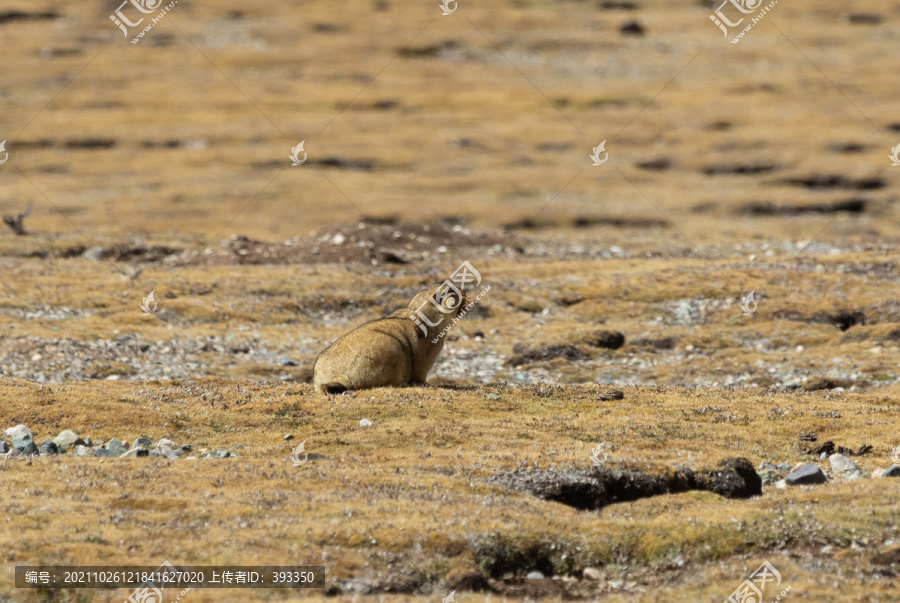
(39, 441, 59, 455)
(785, 464, 827, 485)
(583, 330, 625, 350)
(132, 437, 153, 449)
(18, 441, 39, 456)
(0, 441, 8, 454)
(879, 466, 900, 478)
(282, 360, 299, 367)
(619, 20, 645, 35)
(799, 432, 818, 442)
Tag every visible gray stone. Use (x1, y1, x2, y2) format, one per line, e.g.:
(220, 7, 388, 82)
(5, 425, 32, 442)
(54, 430, 86, 453)
(84, 437, 92, 447)
(212, 450, 230, 458)
(105, 439, 128, 456)
(786, 464, 827, 485)
(157, 438, 177, 449)
(39, 441, 59, 455)
(12, 436, 33, 451)
(582, 567, 603, 581)
(0, 441, 8, 454)
(776, 464, 792, 473)
(93, 448, 119, 458)
(180, 444, 193, 452)
(149, 450, 165, 458)
(880, 466, 900, 478)
(526, 571, 544, 580)
(74, 445, 95, 457)
(132, 437, 153, 449)
(759, 470, 780, 485)
(120, 449, 149, 458)
(157, 444, 181, 459)
(18, 441, 39, 456)
(829, 454, 860, 474)
(284, 434, 294, 441)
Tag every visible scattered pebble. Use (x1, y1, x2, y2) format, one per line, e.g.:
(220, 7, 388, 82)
(359, 419, 373, 427)
(284, 434, 294, 441)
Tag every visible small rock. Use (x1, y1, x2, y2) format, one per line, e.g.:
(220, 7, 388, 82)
(758, 470, 780, 486)
(786, 463, 828, 485)
(486, 393, 501, 400)
(620, 20, 645, 35)
(596, 388, 625, 401)
(829, 454, 859, 474)
(284, 434, 294, 441)
(359, 419, 373, 427)
(157, 444, 180, 459)
(149, 450, 165, 458)
(157, 438, 177, 449)
(774, 479, 787, 489)
(180, 444, 194, 452)
(132, 437, 153, 449)
(93, 448, 119, 458)
(526, 571, 544, 579)
(74, 445, 96, 457)
(54, 430, 85, 453)
(0, 441, 9, 454)
(18, 441, 39, 456)
(105, 439, 128, 456)
(582, 567, 603, 581)
(776, 464, 792, 473)
(12, 435, 33, 451)
(820, 452, 828, 460)
(120, 449, 149, 458)
(39, 441, 59, 455)
(879, 466, 900, 478)
(5, 425, 32, 442)
(282, 360, 299, 367)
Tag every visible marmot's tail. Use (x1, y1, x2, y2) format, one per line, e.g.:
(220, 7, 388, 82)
(318, 382, 349, 394)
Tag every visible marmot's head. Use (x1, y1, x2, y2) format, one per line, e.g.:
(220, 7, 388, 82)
(407, 285, 469, 323)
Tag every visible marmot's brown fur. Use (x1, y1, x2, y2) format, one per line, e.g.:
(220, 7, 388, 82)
(313, 286, 466, 394)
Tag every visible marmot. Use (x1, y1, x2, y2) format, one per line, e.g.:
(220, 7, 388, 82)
(313, 286, 467, 394)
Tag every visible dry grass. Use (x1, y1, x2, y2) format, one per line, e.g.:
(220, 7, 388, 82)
(1, 0, 899, 600)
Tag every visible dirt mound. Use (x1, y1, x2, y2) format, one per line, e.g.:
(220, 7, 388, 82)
(174, 221, 508, 266)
